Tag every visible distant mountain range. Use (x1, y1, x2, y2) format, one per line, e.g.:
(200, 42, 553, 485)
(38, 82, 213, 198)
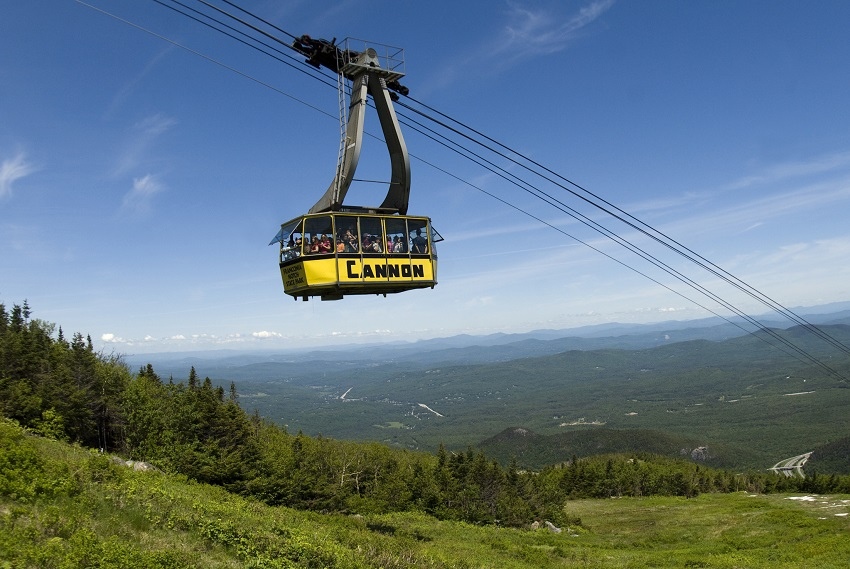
(123, 304, 850, 473)
(125, 304, 850, 376)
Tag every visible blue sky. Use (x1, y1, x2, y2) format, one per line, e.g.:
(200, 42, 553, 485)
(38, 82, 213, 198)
(2, 1, 850, 354)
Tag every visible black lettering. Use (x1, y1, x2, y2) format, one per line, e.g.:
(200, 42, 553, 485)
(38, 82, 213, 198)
(388, 264, 400, 278)
(363, 265, 374, 278)
(285, 274, 304, 286)
(346, 260, 359, 278)
(413, 265, 424, 278)
(283, 265, 306, 286)
(401, 265, 411, 277)
(375, 264, 387, 278)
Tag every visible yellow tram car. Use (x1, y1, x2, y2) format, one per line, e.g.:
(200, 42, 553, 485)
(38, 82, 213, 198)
(272, 211, 440, 301)
(271, 38, 441, 301)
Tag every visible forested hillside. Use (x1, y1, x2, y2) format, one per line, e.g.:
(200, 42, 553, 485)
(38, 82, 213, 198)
(208, 324, 850, 470)
(3, 299, 850, 533)
(0, 300, 129, 451)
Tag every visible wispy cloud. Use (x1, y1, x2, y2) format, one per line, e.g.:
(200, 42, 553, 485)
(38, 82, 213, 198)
(618, 150, 850, 235)
(495, 0, 615, 64)
(106, 47, 172, 119)
(719, 236, 850, 305)
(121, 174, 164, 215)
(725, 150, 850, 193)
(112, 114, 175, 216)
(661, 176, 850, 240)
(0, 152, 38, 198)
(436, 147, 850, 328)
(113, 113, 176, 178)
(423, 0, 614, 92)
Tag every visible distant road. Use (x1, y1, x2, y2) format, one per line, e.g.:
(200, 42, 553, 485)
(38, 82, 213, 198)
(418, 403, 444, 417)
(769, 452, 812, 478)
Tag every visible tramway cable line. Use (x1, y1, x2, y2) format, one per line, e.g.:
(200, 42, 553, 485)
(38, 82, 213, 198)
(393, 107, 846, 380)
(396, 96, 850, 359)
(90, 0, 850, 377)
(172, 0, 848, 358)
(207, 0, 850, 363)
(81, 0, 850, 379)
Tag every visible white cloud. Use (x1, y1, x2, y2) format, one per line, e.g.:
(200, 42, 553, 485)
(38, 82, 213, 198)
(121, 174, 164, 215)
(252, 331, 282, 339)
(106, 48, 172, 119)
(0, 152, 37, 198)
(464, 296, 496, 308)
(100, 333, 126, 343)
(423, 0, 614, 93)
(669, 175, 850, 239)
(136, 113, 176, 137)
(619, 149, 850, 228)
(113, 113, 176, 177)
(602, 150, 850, 247)
(726, 150, 850, 192)
(498, 0, 615, 63)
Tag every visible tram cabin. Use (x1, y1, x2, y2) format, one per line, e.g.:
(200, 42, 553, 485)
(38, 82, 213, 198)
(270, 212, 441, 301)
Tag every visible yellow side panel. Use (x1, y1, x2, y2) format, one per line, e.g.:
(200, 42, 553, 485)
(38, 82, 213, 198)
(281, 258, 339, 295)
(303, 258, 339, 286)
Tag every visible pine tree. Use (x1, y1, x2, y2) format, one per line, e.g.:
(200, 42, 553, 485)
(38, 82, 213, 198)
(188, 366, 198, 390)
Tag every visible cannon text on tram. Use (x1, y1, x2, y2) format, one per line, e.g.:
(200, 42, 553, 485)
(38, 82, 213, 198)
(346, 260, 425, 279)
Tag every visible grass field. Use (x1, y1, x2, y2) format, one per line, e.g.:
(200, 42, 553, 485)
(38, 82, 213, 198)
(3, 423, 849, 568)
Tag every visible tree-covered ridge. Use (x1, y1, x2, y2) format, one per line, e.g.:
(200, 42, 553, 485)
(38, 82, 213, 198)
(2, 299, 850, 530)
(0, 300, 129, 450)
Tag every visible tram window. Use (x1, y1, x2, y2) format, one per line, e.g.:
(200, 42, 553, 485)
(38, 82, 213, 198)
(430, 226, 442, 257)
(385, 218, 408, 254)
(359, 216, 385, 254)
(286, 229, 304, 261)
(409, 219, 429, 254)
(335, 215, 360, 253)
(277, 218, 304, 262)
(304, 215, 334, 255)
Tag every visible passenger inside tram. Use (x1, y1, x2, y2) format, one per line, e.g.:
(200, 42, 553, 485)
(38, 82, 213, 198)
(362, 233, 383, 253)
(393, 236, 406, 253)
(411, 228, 428, 253)
(343, 228, 359, 252)
(319, 234, 332, 253)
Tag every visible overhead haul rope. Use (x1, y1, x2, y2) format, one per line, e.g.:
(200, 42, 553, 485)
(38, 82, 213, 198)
(92, 0, 850, 379)
(169, 1, 850, 363)
(393, 112, 846, 380)
(81, 0, 850, 379)
(397, 97, 850, 359)
(392, 104, 850, 375)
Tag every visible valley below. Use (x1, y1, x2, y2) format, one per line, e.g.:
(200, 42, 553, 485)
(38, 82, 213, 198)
(129, 309, 850, 474)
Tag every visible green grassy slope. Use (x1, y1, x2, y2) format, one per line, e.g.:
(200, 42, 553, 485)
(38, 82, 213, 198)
(3, 418, 850, 568)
